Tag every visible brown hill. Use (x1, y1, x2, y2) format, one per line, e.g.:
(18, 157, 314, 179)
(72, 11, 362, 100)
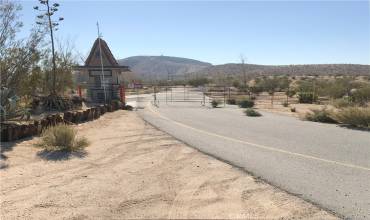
(118, 56, 212, 80)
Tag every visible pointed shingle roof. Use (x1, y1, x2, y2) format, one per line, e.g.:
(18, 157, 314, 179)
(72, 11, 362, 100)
(85, 37, 119, 66)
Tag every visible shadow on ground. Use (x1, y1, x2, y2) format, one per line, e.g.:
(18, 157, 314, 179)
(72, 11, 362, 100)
(338, 124, 370, 132)
(37, 150, 88, 161)
(1, 137, 34, 169)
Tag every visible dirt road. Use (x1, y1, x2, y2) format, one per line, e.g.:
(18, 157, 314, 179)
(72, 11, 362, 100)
(1, 110, 337, 219)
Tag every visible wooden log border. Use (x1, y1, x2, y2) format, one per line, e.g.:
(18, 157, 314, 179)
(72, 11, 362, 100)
(0, 105, 123, 142)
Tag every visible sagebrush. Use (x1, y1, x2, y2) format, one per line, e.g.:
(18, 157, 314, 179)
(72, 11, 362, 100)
(244, 108, 262, 117)
(211, 100, 219, 108)
(238, 99, 255, 108)
(36, 124, 89, 151)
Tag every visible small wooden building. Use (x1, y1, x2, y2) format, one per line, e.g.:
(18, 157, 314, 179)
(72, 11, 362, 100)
(74, 38, 130, 103)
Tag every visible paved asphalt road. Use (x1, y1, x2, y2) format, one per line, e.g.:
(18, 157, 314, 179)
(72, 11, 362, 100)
(135, 90, 370, 219)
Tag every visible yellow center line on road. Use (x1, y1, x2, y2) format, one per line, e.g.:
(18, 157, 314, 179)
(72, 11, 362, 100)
(147, 104, 370, 172)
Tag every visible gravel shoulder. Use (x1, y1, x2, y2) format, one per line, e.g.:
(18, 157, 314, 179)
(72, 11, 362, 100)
(1, 110, 337, 219)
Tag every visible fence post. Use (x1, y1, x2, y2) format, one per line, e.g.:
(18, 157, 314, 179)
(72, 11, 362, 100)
(166, 86, 168, 104)
(287, 87, 289, 105)
(224, 86, 226, 106)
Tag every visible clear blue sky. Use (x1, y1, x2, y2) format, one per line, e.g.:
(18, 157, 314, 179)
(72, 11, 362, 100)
(19, 1, 370, 65)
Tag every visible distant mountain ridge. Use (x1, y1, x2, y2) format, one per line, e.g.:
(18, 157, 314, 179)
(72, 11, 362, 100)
(118, 56, 212, 79)
(118, 56, 370, 79)
(191, 63, 370, 77)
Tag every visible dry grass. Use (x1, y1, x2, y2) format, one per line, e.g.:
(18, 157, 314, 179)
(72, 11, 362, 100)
(332, 107, 370, 128)
(36, 124, 89, 151)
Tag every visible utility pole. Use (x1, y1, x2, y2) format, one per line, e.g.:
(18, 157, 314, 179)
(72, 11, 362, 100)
(97, 22, 107, 103)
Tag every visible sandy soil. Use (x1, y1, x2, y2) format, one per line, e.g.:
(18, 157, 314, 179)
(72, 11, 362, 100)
(1, 110, 337, 219)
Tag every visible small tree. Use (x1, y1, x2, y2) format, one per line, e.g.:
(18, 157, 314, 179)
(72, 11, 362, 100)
(0, 1, 44, 120)
(296, 79, 318, 104)
(34, 0, 76, 111)
(240, 54, 248, 90)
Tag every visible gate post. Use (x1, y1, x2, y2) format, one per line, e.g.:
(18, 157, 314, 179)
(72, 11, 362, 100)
(78, 85, 82, 98)
(119, 85, 125, 103)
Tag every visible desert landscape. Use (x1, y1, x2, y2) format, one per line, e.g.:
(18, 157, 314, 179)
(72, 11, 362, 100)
(1, 0, 369, 219)
(0, 110, 338, 219)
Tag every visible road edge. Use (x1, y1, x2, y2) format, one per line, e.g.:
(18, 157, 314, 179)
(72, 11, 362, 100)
(136, 108, 344, 220)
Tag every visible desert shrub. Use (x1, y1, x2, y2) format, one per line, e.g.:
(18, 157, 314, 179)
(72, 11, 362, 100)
(244, 108, 262, 117)
(297, 92, 318, 104)
(332, 107, 370, 128)
(111, 99, 123, 109)
(351, 86, 370, 106)
(211, 100, 219, 108)
(282, 101, 289, 107)
(290, 107, 296, 112)
(238, 99, 254, 108)
(36, 124, 89, 152)
(304, 108, 337, 123)
(226, 98, 237, 105)
(332, 98, 354, 108)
